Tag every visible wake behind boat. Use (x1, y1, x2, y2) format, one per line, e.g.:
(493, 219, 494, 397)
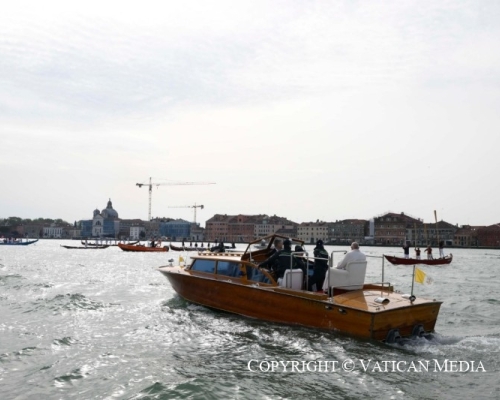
(384, 254, 453, 266)
(158, 234, 442, 342)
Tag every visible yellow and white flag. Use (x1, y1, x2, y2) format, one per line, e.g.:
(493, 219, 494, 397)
(415, 268, 434, 284)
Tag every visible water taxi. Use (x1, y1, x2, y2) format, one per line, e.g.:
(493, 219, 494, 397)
(157, 234, 442, 342)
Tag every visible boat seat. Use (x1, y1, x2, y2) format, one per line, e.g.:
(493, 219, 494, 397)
(323, 261, 367, 291)
(279, 269, 303, 290)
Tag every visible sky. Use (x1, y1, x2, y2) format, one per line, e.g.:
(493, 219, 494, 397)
(1, 0, 499, 227)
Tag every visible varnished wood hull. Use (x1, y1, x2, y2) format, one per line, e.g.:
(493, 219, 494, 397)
(118, 244, 168, 252)
(159, 268, 441, 341)
(384, 254, 452, 265)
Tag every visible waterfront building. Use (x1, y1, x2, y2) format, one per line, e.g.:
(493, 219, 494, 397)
(159, 219, 191, 240)
(130, 225, 145, 240)
(373, 212, 420, 245)
(190, 223, 205, 241)
(254, 215, 297, 239)
(79, 199, 120, 238)
(206, 214, 297, 243)
(205, 214, 230, 242)
(453, 225, 479, 247)
(330, 219, 368, 244)
(476, 224, 500, 247)
(43, 223, 64, 238)
(297, 221, 329, 244)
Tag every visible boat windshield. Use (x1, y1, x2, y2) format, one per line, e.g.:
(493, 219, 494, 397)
(246, 265, 272, 284)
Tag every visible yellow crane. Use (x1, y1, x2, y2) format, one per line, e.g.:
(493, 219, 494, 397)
(169, 203, 204, 223)
(136, 178, 215, 221)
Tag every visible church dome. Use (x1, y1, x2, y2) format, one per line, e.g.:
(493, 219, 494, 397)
(93, 208, 100, 217)
(101, 198, 118, 219)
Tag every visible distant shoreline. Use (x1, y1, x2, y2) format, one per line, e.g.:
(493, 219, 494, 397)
(30, 238, 500, 250)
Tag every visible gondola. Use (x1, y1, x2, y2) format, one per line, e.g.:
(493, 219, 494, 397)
(61, 245, 109, 250)
(81, 240, 140, 247)
(0, 239, 39, 246)
(169, 243, 207, 251)
(384, 254, 453, 266)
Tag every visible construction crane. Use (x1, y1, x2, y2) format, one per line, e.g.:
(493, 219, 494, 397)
(169, 203, 204, 223)
(136, 178, 215, 221)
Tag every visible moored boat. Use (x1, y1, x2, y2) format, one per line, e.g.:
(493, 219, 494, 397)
(384, 254, 453, 266)
(0, 238, 39, 246)
(158, 234, 442, 342)
(118, 243, 169, 252)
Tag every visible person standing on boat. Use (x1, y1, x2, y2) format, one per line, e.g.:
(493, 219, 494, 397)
(308, 240, 329, 291)
(402, 242, 410, 259)
(336, 242, 366, 270)
(294, 245, 307, 276)
(438, 241, 445, 258)
(425, 245, 433, 259)
(258, 239, 296, 280)
(415, 247, 421, 260)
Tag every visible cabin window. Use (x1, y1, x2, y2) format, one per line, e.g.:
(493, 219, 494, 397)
(191, 259, 216, 273)
(246, 266, 272, 284)
(217, 261, 242, 277)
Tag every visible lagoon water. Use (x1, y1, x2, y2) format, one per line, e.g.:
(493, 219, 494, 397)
(1, 241, 499, 399)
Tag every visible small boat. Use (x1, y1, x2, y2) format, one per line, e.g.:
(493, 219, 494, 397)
(157, 234, 442, 342)
(384, 254, 453, 266)
(0, 238, 39, 246)
(169, 243, 207, 252)
(61, 245, 109, 249)
(81, 240, 140, 247)
(117, 243, 169, 252)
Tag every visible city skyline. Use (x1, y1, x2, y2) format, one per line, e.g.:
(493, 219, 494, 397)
(1, 2, 499, 227)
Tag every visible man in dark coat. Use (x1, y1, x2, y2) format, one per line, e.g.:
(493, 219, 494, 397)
(259, 239, 296, 279)
(308, 240, 329, 291)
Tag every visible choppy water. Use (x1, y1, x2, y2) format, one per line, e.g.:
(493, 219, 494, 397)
(1, 241, 499, 399)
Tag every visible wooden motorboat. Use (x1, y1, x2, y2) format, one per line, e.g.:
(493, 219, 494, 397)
(0, 238, 39, 246)
(158, 234, 442, 342)
(61, 245, 109, 249)
(169, 243, 207, 252)
(117, 243, 169, 252)
(384, 254, 453, 266)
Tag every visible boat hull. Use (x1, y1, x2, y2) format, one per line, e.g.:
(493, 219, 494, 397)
(169, 243, 207, 251)
(0, 239, 39, 246)
(61, 245, 109, 249)
(384, 254, 452, 266)
(159, 268, 441, 341)
(118, 244, 168, 252)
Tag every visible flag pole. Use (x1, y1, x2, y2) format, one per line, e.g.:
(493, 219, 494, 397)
(411, 265, 415, 299)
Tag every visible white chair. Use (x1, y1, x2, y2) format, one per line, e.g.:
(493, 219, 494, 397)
(280, 269, 304, 290)
(324, 261, 367, 291)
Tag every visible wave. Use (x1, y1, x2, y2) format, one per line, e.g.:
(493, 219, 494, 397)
(25, 293, 111, 313)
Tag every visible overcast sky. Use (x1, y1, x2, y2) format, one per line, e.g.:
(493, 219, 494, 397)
(1, 0, 499, 227)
